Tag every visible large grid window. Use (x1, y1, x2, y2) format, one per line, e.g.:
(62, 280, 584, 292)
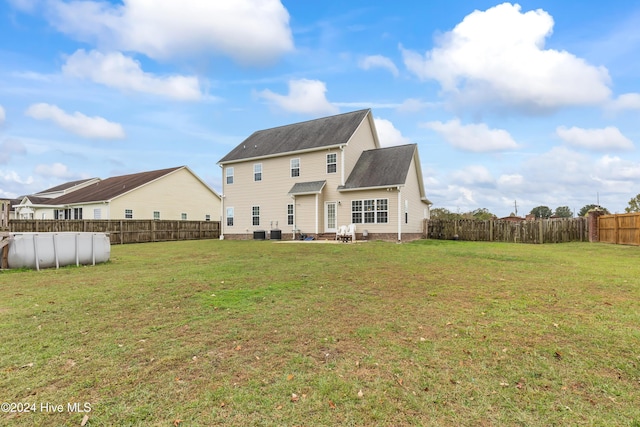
(287, 204, 294, 226)
(252, 206, 260, 226)
(327, 153, 337, 173)
(291, 158, 300, 177)
(254, 163, 262, 181)
(351, 199, 388, 224)
(226, 167, 234, 184)
(226, 207, 234, 226)
(125, 209, 133, 219)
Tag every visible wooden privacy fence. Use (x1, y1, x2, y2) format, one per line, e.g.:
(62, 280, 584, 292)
(598, 213, 640, 245)
(425, 217, 589, 244)
(9, 220, 220, 245)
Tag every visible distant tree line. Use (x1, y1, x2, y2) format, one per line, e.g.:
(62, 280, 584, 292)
(431, 203, 615, 220)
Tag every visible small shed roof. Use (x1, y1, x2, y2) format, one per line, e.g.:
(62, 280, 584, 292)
(288, 180, 327, 195)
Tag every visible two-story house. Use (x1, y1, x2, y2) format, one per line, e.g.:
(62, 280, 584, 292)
(217, 109, 431, 241)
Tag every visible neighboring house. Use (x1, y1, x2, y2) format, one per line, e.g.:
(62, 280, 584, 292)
(13, 178, 101, 219)
(217, 109, 431, 241)
(12, 166, 221, 221)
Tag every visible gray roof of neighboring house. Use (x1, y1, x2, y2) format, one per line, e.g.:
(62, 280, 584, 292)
(42, 166, 184, 205)
(288, 180, 327, 195)
(36, 178, 99, 195)
(340, 144, 417, 190)
(218, 109, 371, 164)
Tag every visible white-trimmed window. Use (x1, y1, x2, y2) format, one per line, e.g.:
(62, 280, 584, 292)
(94, 208, 102, 219)
(226, 167, 234, 184)
(226, 207, 234, 226)
(291, 158, 300, 177)
(351, 199, 388, 224)
(125, 209, 133, 219)
(74, 207, 83, 219)
(181, 213, 187, 220)
(252, 206, 260, 226)
(154, 211, 160, 220)
(327, 153, 337, 174)
(287, 204, 294, 226)
(254, 163, 262, 181)
(205, 214, 211, 221)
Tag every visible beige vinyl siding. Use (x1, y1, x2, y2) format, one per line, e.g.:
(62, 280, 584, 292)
(222, 149, 340, 234)
(400, 157, 430, 233)
(110, 168, 220, 220)
(342, 117, 379, 184)
(339, 189, 399, 234)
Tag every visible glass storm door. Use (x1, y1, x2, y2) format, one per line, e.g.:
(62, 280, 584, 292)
(325, 202, 337, 232)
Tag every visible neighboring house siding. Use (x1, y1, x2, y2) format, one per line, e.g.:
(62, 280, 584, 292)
(109, 168, 218, 220)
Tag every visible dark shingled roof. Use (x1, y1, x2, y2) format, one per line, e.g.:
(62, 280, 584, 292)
(36, 178, 98, 195)
(288, 180, 327, 195)
(22, 196, 51, 205)
(219, 109, 370, 163)
(43, 166, 183, 205)
(341, 144, 417, 190)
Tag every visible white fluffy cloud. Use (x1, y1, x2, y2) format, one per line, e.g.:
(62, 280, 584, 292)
(607, 93, 640, 112)
(34, 162, 75, 179)
(359, 55, 399, 77)
(257, 79, 339, 115)
(556, 126, 633, 151)
(25, 103, 125, 139)
(422, 119, 518, 152)
(47, 0, 293, 65)
(450, 165, 494, 186)
(63, 50, 202, 101)
(401, 3, 611, 112)
(374, 118, 411, 147)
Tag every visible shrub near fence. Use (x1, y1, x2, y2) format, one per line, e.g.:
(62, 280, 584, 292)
(9, 220, 220, 245)
(425, 217, 588, 244)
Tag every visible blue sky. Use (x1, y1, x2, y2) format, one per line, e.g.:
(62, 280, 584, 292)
(1, 0, 640, 217)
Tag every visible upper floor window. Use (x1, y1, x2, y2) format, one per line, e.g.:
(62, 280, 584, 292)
(226, 167, 234, 184)
(125, 209, 133, 219)
(291, 158, 300, 177)
(254, 163, 262, 181)
(327, 153, 337, 174)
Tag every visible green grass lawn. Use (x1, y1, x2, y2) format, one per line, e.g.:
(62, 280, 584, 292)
(1, 239, 640, 426)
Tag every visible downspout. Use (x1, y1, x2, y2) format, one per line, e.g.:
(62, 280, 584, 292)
(397, 187, 402, 241)
(219, 164, 225, 239)
(315, 193, 319, 235)
(340, 146, 345, 186)
(292, 195, 297, 240)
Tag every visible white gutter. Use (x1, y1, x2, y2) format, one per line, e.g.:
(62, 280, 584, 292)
(397, 187, 402, 241)
(315, 193, 319, 234)
(340, 145, 345, 186)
